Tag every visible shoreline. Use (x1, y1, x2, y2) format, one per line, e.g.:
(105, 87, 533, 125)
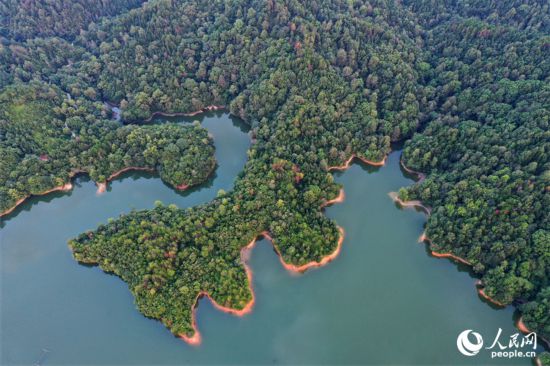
(395, 162, 536, 313)
(178, 189, 350, 345)
(96, 166, 155, 194)
(400, 160, 426, 183)
(395, 159, 518, 310)
(324, 188, 345, 207)
(388, 191, 431, 215)
(179, 237, 256, 346)
(404, 194, 508, 308)
(96, 159, 217, 194)
(1, 181, 73, 218)
(178, 226, 346, 346)
(178, 154, 387, 345)
(269, 226, 346, 273)
(2, 106, 223, 217)
(473, 279, 506, 308)
(418, 232, 472, 266)
(3, 158, 215, 218)
(431, 249, 472, 266)
(476, 285, 505, 307)
(143, 105, 226, 122)
(328, 154, 386, 171)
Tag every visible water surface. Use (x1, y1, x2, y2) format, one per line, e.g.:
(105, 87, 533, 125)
(0, 113, 540, 365)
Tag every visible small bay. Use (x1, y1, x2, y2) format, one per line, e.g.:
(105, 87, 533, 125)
(0, 113, 538, 365)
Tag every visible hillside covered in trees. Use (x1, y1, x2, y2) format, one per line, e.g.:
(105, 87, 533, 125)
(0, 0, 146, 40)
(0, 80, 216, 214)
(1, 0, 548, 352)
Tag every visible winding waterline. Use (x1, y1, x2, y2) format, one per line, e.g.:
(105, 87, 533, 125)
(1, 113, 542, 365)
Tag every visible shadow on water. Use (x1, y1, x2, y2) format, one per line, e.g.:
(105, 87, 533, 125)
(149, 109, 251, 132)
(0, 111, 251, 226)
(1, 118, 545, 364)
(0, 173, 89, 228)
(1, 112, 253, 365)
(95, 169, 219, 199)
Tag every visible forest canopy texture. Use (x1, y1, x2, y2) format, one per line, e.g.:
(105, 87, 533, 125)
(1, 0, 548, 347)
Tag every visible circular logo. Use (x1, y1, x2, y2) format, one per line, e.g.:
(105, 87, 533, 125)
(457, 330, 484, 356)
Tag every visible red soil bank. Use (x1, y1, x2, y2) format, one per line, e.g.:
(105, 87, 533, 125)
(178, 226, 346, 345)
(517, 316, 531, 333)
(180, 154, 384, 345)
(400, 160, 426, 183)
(96, 167, 155, 194)
(417, 233, 472, 266)
(388, 191, 431, 215)
(477, 287, 505, 307)
(517, 317, 550, 349)
(178, 234, 257, 346)
(394, 162, 510, 308)
(431, 250, 472, 266)
(96, 160, 218, 194)
(0, 182, 73, 217)
(471, 280, 505, 307)
(178, 187, 349, 345)
(324, 188, 345, 206)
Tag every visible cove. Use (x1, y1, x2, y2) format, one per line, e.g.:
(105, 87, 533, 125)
(0, 113, 539, 365)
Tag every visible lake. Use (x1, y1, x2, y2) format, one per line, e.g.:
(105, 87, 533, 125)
(0, 112, 541, 365)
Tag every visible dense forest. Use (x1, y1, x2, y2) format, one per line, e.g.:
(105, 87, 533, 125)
(0, 81, 216, 214)
(0, 0, 146, 40)
(1, 0, 548, 357)
(399, 1, 550, 344)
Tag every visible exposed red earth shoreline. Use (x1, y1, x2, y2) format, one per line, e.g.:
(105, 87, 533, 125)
(416, 232, 472, 266)
(178, 225, 347, 346)
(327, 154, 386, 171)
(2, 104, 223, 217)
(179, 237, 256, 346)
(0, 168, 86, 218)
(400, 160, 426, 183)
(394, 160, 521, 310)
(517, 317, 550, 349)
(96, 106, 225, 194)
(396, 160, 550, 350)
(96, 166, 155, 194)
(143, 105, 226, 122)
(473, 278, 512, 309)
(475, 280, 506, 307)
(96, 159, 217, 194)
(431, 249, 472, 266)
(0, 182, 73, 218)
(178, 154, 385, 346)
(392, 161, 477, 265)
(388, 191, 431, 215)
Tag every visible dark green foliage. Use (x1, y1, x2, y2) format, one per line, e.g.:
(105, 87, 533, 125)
(1, 0, 548, 345)
(403, 0, 550, 31)
(0, 82, 215, 213)
(401, 2, 549, 339)
(521, 287, 550, 341)
(0, 0, 146, 41)
(539, 352, 550, 366)
(63, 0, 422, 339)
(71, 204, 254, 337)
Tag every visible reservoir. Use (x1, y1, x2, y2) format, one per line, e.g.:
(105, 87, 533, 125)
(0, 113, 540, 364)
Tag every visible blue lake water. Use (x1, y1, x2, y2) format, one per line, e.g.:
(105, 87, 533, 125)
(1, 112, 541, 365)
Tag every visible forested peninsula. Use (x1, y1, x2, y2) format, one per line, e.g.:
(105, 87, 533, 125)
(1, 0, 548, 351)
(0, 82, 216, 216)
